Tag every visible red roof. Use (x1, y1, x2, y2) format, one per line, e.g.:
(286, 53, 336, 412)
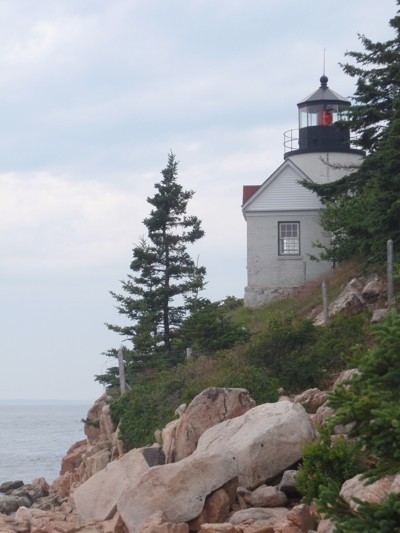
(242, 185, 260, 205)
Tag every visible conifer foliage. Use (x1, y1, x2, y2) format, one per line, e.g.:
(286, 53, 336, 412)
(341, 3, 400, 154)
(327, 309, 400, 480)
(302, 2, 400, 267)
(313, 310, 400, 531)
(104, 152, 206, 378)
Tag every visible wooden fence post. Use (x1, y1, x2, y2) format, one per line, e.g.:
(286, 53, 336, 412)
(322, 280, 329, 323)
(118, 346, 126, 395)
(387, 239, 394, 307)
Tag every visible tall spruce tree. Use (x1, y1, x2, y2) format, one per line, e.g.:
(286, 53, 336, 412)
(102, 153, 206, 381)
(340, 1, 400, 154)
(302, 2, 400, 267)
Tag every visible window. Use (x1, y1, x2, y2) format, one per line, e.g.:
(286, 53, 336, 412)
(278, 222, 300, 255)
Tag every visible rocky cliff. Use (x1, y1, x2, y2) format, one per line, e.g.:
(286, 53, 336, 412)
(0, 274, 394, 532)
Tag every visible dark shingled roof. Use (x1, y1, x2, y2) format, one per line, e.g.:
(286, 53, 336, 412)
(297, 75, 350, 107)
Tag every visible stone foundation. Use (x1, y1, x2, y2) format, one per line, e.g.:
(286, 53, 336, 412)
(244, 285, 298, 308)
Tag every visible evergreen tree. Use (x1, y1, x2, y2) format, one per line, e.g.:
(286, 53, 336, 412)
(102, 153, 206, 381)
(341, 1, 400, 153)
(306, 98, 400, 266)
(302, 3, 400, 266)
(314, 310, 400, 531)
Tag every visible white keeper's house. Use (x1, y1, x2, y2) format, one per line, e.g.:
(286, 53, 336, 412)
(242, 75, 364, 307)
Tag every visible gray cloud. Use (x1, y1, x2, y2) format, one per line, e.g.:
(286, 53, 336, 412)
(0, 0, 396, 400)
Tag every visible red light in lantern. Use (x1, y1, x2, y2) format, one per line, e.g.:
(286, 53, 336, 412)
(317, 107, 333, 126)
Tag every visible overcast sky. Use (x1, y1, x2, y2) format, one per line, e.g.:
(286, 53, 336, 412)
(0, 0, 396, 401)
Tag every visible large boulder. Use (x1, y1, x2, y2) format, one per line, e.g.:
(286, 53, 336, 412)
(117, 450, 238, 533)
(188, 478, 238, 530)
(199, 525, 241, 533)
(196, 400, 316, 489)
(248, 485, 287, 507)
(293, 388, 327, 414)
(314, 278, 365, 325)
(141, 511, 189, 533)
(0, 481, 24, 493)
(83, 393, 111, 444)
(361, 274, 385, 302)
(340, 474, 397, 510)
(73, 445, 162, 522)
(164, 387, 255, 463)
(0, 479, 50, 515)
(0, 495, 31, 514)
(53, 395, 120, 499)
(60, 439, 87, 475)
(228, 507, 288, 526)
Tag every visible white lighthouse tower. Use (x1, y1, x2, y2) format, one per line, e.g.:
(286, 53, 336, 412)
(242, 76, 364, 308)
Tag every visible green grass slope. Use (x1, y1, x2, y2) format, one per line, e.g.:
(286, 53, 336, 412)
(110, 260, 375, 451)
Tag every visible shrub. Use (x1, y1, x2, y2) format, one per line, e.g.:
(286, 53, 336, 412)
(296, 426, 361, 503)
(327, 309, 400, 480)
(181, 358, 279, 406)
(110, 370, 185, 450)
(176, 297, 249, 355)
(110, 349, 279, 451)
(245, 311, 368, 394)
(245, 313, 319, 392)
(314, 310, 400, 530)
(310, 312, 369, 382)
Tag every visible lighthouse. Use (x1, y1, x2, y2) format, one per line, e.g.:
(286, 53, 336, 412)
(242, 76, 364, 308)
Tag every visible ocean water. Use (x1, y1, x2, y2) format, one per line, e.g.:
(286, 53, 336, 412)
(0, 402, 91, 485)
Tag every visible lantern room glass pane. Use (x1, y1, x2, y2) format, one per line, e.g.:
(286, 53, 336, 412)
(299, 104, 344, 128)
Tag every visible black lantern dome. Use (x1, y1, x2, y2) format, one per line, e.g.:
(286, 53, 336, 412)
(284, 76, 363, 158)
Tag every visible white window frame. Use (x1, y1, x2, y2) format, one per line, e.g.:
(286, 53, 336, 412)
(278, 221, 300, 255)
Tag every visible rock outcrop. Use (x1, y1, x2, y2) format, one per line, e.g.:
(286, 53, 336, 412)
(163, 387, 255, 463)
(196, 400, 316, 488)
(340, 473, 400, 510)
(5, 344, 395, 533)
(73, 445, 163, 522)
(0, 478, 49, 515)
(118, 451, 238, 532)
(313, 274, 387, 325)
(52, 393, 119, 498)
(70, 397, 315, 532)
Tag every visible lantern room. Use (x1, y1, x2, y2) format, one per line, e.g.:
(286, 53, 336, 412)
(298, 75, 349, 128)
(284, 75, 362, 157)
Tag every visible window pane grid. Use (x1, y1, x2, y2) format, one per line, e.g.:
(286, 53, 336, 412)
(279, 222, 300, 255)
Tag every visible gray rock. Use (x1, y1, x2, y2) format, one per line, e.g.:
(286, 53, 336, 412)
(249, 485, 287, 507)
(278, 470, 299, 494)
(11, 483, 47, 503)
(142, 445, 165, 467)
(371, 308, 389, 324)
(293, 388, 328, 414)
(362, 275, 384, 302)
(0, 480, 24, 493)
(0, 495, 31, 514)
